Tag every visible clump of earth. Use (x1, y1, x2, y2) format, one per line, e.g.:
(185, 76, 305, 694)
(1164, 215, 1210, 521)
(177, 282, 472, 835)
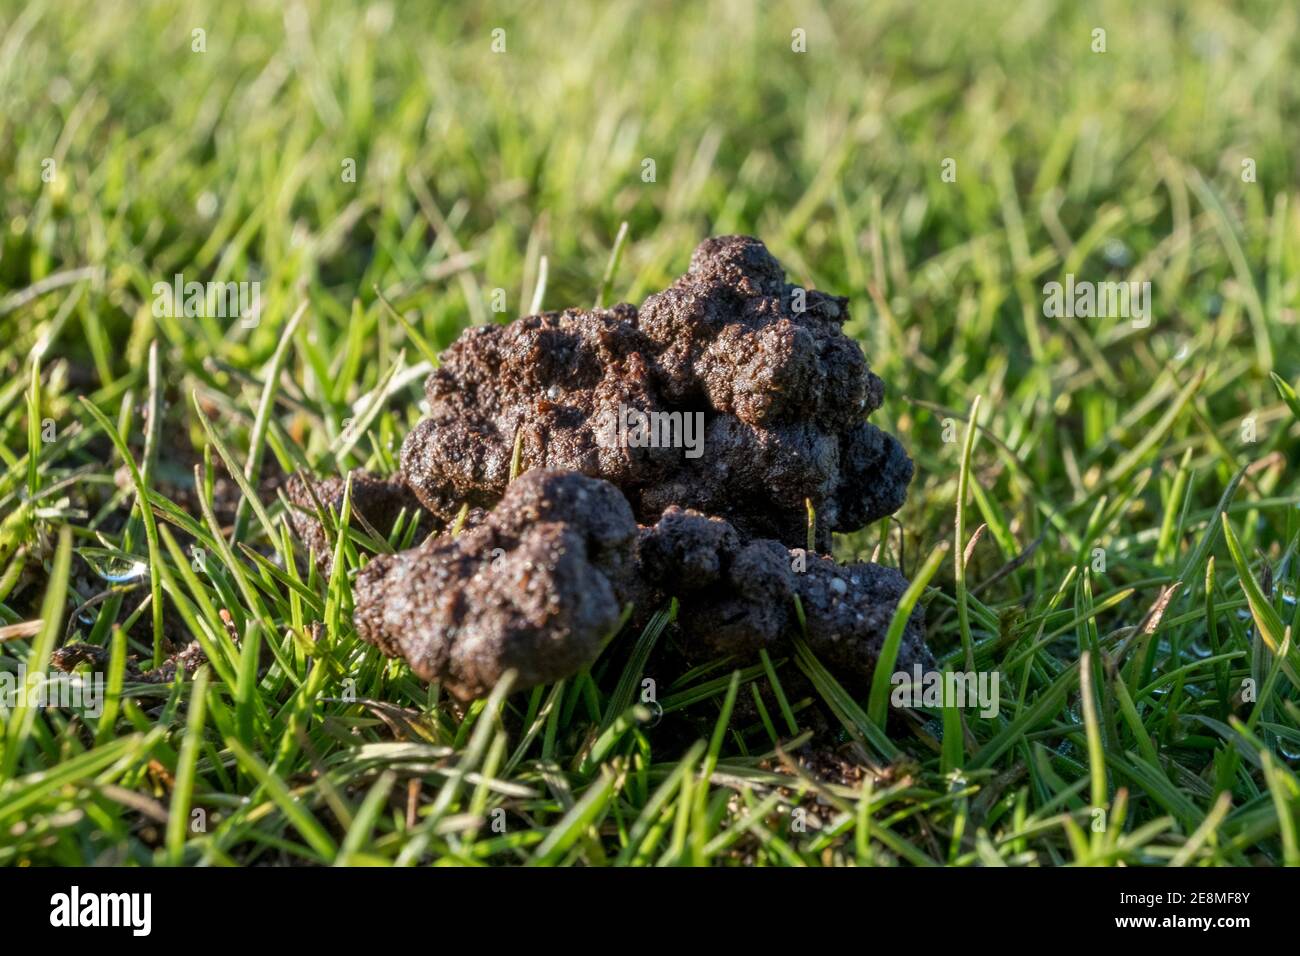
(287, 236, 928, 700)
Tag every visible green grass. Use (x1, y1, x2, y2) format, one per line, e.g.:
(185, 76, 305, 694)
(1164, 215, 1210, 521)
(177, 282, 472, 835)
(2, 0, 1300, 866)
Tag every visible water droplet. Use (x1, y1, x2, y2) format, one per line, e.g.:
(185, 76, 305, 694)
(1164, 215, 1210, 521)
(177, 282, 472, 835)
(1101, 238, 1132, 268)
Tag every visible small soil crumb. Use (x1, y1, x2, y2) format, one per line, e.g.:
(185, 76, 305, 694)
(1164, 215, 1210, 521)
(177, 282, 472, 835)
(52, 639, 209, 684)
(284, 470, 443, 573)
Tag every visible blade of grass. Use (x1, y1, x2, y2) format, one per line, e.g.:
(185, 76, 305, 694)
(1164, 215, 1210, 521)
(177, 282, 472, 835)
(867, 540, 949, 728)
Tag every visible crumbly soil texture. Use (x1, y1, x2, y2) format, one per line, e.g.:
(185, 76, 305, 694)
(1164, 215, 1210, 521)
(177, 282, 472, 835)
(285, 236, 927, 703)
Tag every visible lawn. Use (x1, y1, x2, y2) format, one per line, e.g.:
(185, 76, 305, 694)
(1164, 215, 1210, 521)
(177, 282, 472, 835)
(2, 0, 1299, 866)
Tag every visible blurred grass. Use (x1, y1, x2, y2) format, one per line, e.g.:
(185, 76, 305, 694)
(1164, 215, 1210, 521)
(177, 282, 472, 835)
(1, 0, 1299, 865)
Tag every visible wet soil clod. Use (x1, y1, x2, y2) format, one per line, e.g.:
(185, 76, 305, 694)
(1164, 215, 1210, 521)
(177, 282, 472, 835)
(287, 236, 928, 700)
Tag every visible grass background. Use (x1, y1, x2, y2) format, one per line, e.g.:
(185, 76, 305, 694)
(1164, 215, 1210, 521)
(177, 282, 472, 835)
(2, 0, 1300, 865)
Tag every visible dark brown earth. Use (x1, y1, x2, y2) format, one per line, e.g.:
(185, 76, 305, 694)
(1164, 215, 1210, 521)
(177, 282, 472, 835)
(284, 470, 442, 575)
(324, 470, 929, 701)
(351, 469, 639, 699)
(52, 638, 209, 684)
(400, 235, 913, 551)
(638, 505, 931, 696)
(284, 236, 926, 700)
